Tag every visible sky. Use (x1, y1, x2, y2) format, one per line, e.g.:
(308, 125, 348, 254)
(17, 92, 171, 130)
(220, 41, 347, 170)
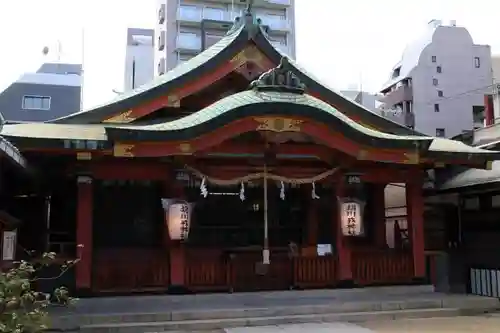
(0, 0, 499, 109)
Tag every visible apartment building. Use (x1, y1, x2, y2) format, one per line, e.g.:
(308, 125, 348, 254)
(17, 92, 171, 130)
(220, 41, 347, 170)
(155, 0, 296, 74)
(378, 20, 493, 138)
(341, 90, 378, 112)
(124, 28, 155, 92)
(0, 63, 81, 122)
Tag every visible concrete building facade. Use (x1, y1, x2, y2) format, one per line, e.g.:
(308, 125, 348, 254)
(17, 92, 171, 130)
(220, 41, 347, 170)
(378, 20, 493, 138)
(155, 0, 296, 74)
(0, 63, 81, 122)
(124, 28, 155, 92)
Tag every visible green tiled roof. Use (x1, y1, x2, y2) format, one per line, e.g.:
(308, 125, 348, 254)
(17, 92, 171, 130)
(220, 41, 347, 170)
(114, 90, 428, 144)
(1, 123, 107, 141)
(53, 24, 246, 123)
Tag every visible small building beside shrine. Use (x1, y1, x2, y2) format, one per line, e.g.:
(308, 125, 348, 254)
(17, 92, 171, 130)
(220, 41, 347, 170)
(425, 123, 500, 296)
(0, 112, 29, 268)
(1, 8, 500, 295)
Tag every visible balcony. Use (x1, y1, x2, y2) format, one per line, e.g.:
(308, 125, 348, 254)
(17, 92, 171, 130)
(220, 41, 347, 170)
(177, 7, 203, 25)
(203, 0, 291, 9)
(270, 41, 288, 54)
(158, 4, 165, 24)
(158, 30, 166, 51)
(379, 108, 415, 128)
(176, 34, 201, 53)
(378, 84, 413, 109)
(259, 17, 291, 33)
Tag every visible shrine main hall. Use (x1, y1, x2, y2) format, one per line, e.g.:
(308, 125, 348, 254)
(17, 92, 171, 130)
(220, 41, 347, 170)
(0, 8, 499, 294)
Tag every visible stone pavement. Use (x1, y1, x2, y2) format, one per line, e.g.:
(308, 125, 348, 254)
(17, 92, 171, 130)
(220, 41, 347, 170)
(226, 323, 374, 333)
(225, 316, 500, 333)
(361, 315, 500, 332)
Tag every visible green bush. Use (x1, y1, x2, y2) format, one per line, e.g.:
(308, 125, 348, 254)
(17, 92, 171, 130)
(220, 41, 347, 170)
(0, 252, 78, 333)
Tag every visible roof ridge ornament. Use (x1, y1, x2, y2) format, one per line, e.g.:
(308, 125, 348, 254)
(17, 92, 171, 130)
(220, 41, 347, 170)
(227, 0, 262, 39)
(250, 57, 306, 94)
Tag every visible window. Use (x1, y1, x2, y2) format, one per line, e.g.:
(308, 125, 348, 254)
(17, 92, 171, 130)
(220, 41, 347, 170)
(492, 194, 500, 208)
(437, 90, 444, 97)
(436, 128, 445, 137)
(179, 5, 200, 21)
(474, 57, 481, 68)
(431, 56, 437, 63)
(432, 78, 438, 86)
(463, 197, 480, 210)
(436, 66, 442, 73)
(178, 31, 200, 49)
(434, 103, 440, 112)
(22, 95, 51, 110)
(203, 7, 224, 20)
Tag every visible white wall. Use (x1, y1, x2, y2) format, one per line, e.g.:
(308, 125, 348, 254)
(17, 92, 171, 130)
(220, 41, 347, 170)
(125, 40, 154, 91)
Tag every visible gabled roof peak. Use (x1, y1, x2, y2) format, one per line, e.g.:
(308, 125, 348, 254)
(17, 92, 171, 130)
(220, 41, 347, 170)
(227, 0, 265, 39)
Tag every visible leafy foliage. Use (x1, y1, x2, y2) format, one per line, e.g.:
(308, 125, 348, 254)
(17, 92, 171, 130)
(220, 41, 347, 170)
(0, 252, 79, 333)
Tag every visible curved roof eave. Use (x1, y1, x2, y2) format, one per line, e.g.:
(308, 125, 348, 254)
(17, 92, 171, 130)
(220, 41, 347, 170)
(106, 90, 432, 149)
(50, 23, 249, 124)
(251, 28, 425, 137)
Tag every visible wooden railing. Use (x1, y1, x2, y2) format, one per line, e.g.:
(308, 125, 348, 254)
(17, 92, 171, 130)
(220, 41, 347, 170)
(185, 257, 230, 291)
(351, 250, 413, 285)
(93, 249, 170, 292)
(293, 256, 337, 288)
(185, 251, 338, 291)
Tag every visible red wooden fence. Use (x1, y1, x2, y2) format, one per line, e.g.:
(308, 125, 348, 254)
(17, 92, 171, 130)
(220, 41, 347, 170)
(293, 256, 337, 288)
(93, 249, 170, 292)
(351, 250, 414, 285)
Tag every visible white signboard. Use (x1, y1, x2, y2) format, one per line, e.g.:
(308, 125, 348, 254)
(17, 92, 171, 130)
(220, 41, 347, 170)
(317, 244, 332, 256)
(167, 203, 191, 241)
(2, 230, 17, 261)
(340, 201, 364, 236)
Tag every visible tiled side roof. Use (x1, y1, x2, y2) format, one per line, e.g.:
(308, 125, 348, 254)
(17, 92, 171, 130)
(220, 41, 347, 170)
(52, 24, 247, 124)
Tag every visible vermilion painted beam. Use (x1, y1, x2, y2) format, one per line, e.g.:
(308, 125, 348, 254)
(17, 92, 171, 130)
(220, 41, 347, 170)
(122, 117, 412, 164)
(87, 161, 168, 180)
(198, 142, 337, 162)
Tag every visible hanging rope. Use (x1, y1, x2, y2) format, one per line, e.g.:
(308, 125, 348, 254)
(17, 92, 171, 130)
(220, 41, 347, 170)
(239, 181, 246, 201)
(200, 177, 208, 198)
(185, 164, 339, 186)
(311, 182, 320, 199)
(279, 181, 285, 200)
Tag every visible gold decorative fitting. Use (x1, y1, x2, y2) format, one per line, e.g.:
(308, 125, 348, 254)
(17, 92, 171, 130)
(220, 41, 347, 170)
(178, 143, 192, 154)
(254, 117, 303, 133)
(434, 162, 446, 168)
(356, 150, 368, 160)
(403, 152, 420, 164)
(486, 161, 493, 170)
(358, 122, 377, 131)
(103, 110, 135, 123)
(230, 46, 264, 68)
(114, 143, 135, 157)
(76, 152, 92, 160)
(167, 94, 180, 107)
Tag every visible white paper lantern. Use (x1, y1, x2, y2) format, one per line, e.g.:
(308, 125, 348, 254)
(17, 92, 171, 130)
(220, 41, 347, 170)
(167, 203, 191, 240)
(339, 199, 365, 236)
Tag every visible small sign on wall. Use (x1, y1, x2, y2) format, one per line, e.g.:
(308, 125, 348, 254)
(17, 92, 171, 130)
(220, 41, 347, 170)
(2, 230, 17, 261)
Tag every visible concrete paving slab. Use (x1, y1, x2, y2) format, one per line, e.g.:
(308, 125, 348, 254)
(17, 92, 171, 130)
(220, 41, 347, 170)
(225, 323, 374, 333)
(361, 315, 500, 333)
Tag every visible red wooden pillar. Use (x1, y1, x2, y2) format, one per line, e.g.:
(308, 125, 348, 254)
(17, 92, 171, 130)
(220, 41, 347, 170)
(75, 175, 93, 290)
(372, 184, 387, 248)
(406, 180, 426, 279)
(335, 182, 353, 283)
(166, 182, 187, 292)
